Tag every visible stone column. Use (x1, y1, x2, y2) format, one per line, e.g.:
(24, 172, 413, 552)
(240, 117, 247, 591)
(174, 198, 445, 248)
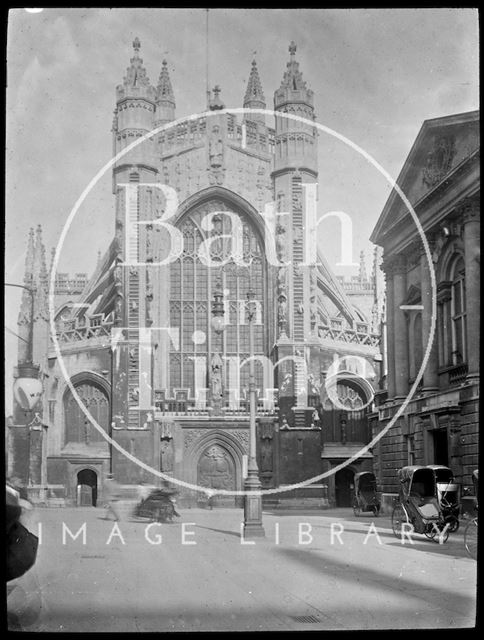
(462, 198, 480, 380)
(420, 244, 439, 390)
(383, 261, 396, 399)
(393, 255, 409, 398)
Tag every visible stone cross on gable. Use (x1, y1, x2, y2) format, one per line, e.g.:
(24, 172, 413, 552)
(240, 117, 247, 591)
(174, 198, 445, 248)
(289, 41, 297, 55)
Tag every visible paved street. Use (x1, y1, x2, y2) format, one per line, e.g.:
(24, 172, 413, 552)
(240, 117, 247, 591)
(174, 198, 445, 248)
(7, 504, 477, 632)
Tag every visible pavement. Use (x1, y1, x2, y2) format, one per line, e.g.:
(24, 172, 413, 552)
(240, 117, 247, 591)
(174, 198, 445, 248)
(7, 505, 478, 632)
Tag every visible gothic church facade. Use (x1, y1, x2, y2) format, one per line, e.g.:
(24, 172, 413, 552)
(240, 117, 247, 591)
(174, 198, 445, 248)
(9, 40, 381, 508)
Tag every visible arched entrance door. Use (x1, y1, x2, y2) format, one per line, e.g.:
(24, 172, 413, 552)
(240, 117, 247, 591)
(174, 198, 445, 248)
(335, 467, 354, 507)
(77, 469, 98, 506)
(197, 444, 236, 507)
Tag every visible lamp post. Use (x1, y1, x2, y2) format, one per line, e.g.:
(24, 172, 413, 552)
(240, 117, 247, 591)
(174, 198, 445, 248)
(340, 418, 347, 446)
(210, 276, 225, 414)
(243, 288, 265, 538)
(7, 282, 44, 492)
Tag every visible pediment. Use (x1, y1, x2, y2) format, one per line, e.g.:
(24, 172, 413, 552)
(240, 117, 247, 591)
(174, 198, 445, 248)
(371, 110, 479, 243)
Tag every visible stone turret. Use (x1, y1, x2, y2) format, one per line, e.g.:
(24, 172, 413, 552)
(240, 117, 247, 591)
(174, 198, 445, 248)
(243, 59, 266, 124)
(271, 43, 319, 350)
(116, 37, 156, 104)
(17, 225, 49, 366)
(112, 38, 157, 183)
(273, 42, 317, 176)
(154, 59, 175, 127)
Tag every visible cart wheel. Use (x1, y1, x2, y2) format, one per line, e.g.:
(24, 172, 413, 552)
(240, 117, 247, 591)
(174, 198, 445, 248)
(432, 523, 449, 544)
(437, 525, 450, 544)
(464, 518, 478, 559)
(353, 503, 360, 517)
(446, 516, 459, 533)
(424, 521, 440, 539)
(372, 505, 380, 517)
(427, 523, 449, 543)
(391, 503, 407, 538)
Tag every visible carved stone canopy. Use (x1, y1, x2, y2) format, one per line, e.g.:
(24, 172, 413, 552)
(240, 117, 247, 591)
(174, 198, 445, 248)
(382, 254, 406, 276)
(436, 281, 452, 304)
(459, 197, 480, 224)
(401, 284, 422, 306)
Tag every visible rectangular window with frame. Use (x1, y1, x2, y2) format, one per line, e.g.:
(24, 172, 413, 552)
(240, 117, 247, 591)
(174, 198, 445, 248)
(406, 434, 416, 466)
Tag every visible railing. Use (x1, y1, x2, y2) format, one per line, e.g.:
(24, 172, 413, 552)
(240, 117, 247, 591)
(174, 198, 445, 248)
(319, 324, 380, 348)
(448, 363, 468, 385)
(54, 314, 114, 345)
(158, 118, 207, 148)
(158, 116, 274, 154)
(154, 394, 277, 417)
(336, 278, 374, 292)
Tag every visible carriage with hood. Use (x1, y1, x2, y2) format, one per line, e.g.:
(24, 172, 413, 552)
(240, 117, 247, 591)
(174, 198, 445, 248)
(427, 465, 460, 532)
(391, 466, 450, 543)
(352, 471, 381, 516)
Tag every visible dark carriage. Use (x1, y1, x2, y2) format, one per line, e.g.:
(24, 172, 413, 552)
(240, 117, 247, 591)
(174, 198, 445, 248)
(392, 466, 450, 543)
(427, 465, 460, 531)
(134, 487, 180, 523)
(352, 472, 381, 516)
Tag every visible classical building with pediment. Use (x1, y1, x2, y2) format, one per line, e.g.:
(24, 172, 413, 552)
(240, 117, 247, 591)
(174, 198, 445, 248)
(9, 40, 382, 509)
(370, 110, 479, 513)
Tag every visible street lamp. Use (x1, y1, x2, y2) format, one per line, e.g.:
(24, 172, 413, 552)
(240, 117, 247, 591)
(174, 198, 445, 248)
(243, 288, 265, 538)
(210, 276, 225, 415)
(211, 276, 225, 334)
(340, 418, 347, 445)
(6, 282, 44, 492)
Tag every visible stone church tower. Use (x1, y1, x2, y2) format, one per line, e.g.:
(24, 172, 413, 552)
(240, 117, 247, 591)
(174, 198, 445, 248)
(10, 40, 381, 509)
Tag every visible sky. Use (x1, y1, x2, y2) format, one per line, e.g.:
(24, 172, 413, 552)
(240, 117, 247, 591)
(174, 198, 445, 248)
(4, 7, 479, 413)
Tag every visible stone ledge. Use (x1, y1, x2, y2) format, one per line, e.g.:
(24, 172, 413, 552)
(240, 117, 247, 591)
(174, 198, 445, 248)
(271, 498, 329, 510)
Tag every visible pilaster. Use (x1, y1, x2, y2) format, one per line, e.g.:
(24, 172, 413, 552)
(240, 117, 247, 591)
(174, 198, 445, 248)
(461, 197, 480, 380)
(392, 255, 409, 398)
(420, 238, 439, 391)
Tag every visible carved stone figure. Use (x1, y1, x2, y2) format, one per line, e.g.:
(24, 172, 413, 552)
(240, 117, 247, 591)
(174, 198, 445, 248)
(114, 296, 124, 324)
(160, 439, 174, 472)
(261, 439, 273, 472)
(278, 293, 287, 333)
(209, 129, 224, 168)
(211, 352, 223, 400)
(310, 291, 317, 328)
(198, 445, 234, 491)
(275, 223, 287, 262)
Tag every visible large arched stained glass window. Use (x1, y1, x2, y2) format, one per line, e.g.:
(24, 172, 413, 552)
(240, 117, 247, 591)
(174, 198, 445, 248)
(168, 199, 266, 404)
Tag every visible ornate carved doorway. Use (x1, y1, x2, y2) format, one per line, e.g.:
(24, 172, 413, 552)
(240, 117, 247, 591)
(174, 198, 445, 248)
(197, 444, 236, 507)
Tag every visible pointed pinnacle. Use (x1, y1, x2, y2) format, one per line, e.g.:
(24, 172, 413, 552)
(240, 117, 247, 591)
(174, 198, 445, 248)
(244, 58, 265, 105)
